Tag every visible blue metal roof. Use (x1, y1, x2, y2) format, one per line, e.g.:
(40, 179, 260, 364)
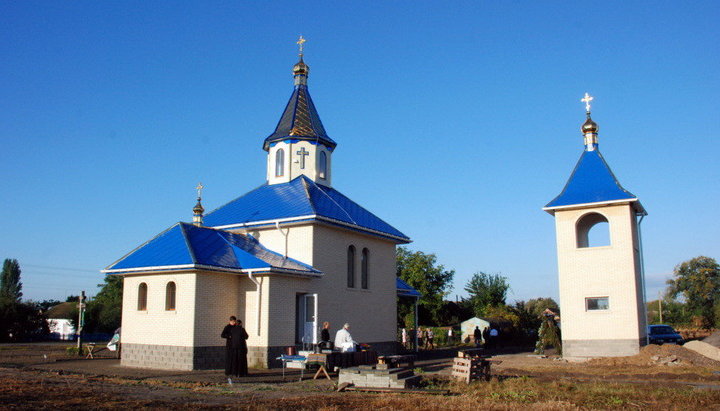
(204, 176, 410, 243)
(105, 222, 320, 275)
(396, 277, 421, 298)
(545, 149, 639, 210)
(263, 85, 336, 151)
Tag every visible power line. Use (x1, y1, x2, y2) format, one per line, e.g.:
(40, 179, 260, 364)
(22, 263, 99, 273)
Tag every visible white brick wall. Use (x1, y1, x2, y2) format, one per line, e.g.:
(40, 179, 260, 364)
(121, 272, 197, 347)
(554, 203, 646, 344)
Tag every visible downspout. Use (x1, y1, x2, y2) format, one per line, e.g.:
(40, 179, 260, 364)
(247, 270, 263, 336)
(637, 212, 649, 345)
(275, 221, 288, 258)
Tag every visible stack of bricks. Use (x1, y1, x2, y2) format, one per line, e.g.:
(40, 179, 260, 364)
(338, 364, 420, 389)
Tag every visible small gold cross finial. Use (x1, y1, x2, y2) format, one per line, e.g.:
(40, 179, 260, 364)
(297, 35, 306, 55)
(581, 92, 594, 113)
(196, 183, 204, 198)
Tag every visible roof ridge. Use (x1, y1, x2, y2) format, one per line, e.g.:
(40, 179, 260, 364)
(305, 177, 357, 225)
(179, 223, 198, 264)
(299, 176, 318, 215)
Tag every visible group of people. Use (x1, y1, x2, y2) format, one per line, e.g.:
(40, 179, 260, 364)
(473, 325, 499, 349)
(400, 327, 438, 350)
(321, 321, 358, 353)
(222, 318, 360, 384)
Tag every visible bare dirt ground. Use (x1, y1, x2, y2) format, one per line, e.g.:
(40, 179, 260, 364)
(2, 343, 720, 410)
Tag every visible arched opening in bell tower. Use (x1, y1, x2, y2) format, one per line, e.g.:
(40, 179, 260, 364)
(576, 212, 610, 248)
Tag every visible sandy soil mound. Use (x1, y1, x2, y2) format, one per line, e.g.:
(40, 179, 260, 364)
(703, 331, 720, 348)
(587, 343, 720, 368)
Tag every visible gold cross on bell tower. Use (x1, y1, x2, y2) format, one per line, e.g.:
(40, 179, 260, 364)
(196, 183, 204, 199)
(297, 35, 306, 55)
(581, 92, 594, 114)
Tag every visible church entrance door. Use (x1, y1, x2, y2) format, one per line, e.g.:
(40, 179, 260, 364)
(295, 293, 318, 349)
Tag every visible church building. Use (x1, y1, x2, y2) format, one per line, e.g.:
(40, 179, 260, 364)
(543, 94, 648, 358)
(103, 41, 413, 370)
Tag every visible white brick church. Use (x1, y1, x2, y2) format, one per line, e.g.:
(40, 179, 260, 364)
(104, 46, 414, 370)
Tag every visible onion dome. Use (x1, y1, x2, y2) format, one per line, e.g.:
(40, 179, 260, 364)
(193, 198, 204, 215)
(293, 57, 309, 77)
(582, 115, 599, 134)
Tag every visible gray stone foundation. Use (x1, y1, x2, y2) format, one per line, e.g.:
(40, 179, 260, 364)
(121, 343, 287, 370)
(121, 340, 398, 370)
(563, 338, 646, 358)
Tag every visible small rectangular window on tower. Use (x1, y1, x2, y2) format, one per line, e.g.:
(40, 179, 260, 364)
(585, 297, 609, 311)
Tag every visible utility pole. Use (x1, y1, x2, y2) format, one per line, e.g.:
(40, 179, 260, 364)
(76, 291, 86, 356)
(658, 293, 663, 324)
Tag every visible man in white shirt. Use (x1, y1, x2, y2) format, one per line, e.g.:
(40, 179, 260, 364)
(334, 323, 356, 352)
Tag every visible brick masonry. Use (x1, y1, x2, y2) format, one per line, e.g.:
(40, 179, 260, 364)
(338, 365, 420, 389)
(563, 338, 646, 358)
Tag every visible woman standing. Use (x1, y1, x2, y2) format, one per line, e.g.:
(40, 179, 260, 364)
(221, 316, 249, 383)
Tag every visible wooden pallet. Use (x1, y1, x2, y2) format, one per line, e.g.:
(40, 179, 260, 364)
(451, 356, 501, 383)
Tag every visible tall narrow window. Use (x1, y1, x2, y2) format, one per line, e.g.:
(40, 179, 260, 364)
(165, 281, 176, 311)
(361, 248, 369, 289)
(347, 245, 356, 288)
(137, 283, 147, 311)
(275, 149, 285, 177)
(318, 151, 327, 179)
(576, 212, 610, 248)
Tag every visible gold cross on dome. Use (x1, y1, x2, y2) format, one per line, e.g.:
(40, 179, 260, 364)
(297, 35, 306, 54)
(581, 92, 594, 113)
(196, 183, 204, 198)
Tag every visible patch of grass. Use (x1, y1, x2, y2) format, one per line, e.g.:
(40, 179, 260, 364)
(455, 375, 720, 408)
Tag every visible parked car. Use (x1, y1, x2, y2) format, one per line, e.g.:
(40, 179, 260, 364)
(648, 325, 684, 345)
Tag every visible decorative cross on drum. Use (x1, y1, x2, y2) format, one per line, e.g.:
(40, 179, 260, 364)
(196, 183, 204, 198)
(581, 92, 594, 113)
(296, 147, 309, 169)
(297, 35, 306, 55)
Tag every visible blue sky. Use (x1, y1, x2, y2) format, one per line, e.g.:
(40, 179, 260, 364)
(2, 2, 718, 304)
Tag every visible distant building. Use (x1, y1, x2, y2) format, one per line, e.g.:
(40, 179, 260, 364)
(46, 302, 76, 340)
(460, 317, 490, 343)
(544, 95, 647, 358)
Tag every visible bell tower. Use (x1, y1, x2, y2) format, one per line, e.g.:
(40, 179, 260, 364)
(263, 36, 337, 186)
(543, 94, 648, 358)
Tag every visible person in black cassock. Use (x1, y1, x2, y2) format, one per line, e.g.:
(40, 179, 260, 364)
(221, 316, 249, 383)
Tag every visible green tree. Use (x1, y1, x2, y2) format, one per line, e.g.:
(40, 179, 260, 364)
(396, 247, 455, 327)
(0, 259, 23, 303)
(464, 272, 509, 317)
(525, 297, 560, 318)
(0, 260, 48, 342)
(666, 256, 720, 329)
(83, 276, 123, 333)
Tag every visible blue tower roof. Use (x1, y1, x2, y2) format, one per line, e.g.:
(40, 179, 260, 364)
(203, 175, 410, 243)
(544, 148, 643, 213)
(263, 82, 336, 151)
(104, 222, 320, 276)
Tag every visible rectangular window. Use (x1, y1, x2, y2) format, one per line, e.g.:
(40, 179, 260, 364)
(586, 297, 609, 311)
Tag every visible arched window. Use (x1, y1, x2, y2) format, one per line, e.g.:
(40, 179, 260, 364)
(361, 248, 369, 289)
(165, 281, 176, 311)
(318, 151, 327, 179)
(137, 283, 147, 311)
(576, 212, 610, 248)
(275, 149, 285, 177)
(347, 245, 356, 288)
